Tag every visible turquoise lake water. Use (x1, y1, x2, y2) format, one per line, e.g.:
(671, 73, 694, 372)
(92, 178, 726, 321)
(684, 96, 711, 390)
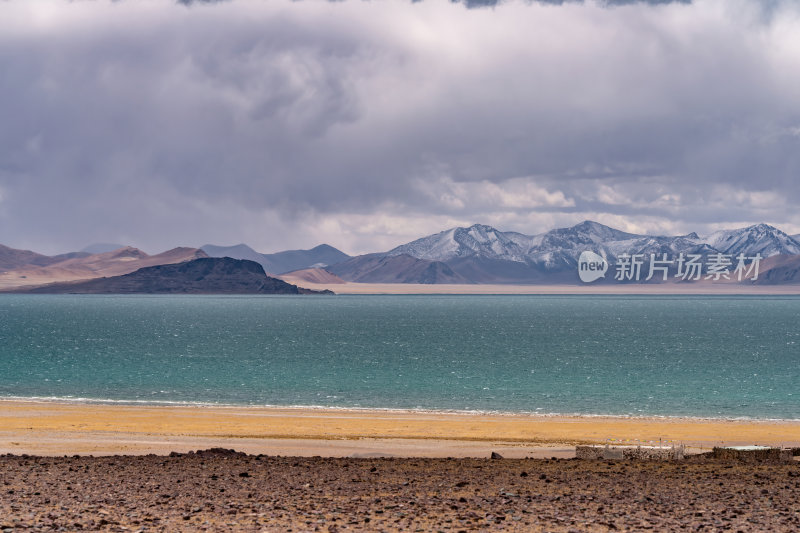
(0, 294, 798, 419)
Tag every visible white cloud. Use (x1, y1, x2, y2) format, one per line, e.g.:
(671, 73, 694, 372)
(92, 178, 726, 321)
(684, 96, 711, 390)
(414, 175, 574, 211)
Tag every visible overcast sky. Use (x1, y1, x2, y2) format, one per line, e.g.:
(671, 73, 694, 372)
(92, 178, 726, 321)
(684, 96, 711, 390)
(1, 0, 799, 255)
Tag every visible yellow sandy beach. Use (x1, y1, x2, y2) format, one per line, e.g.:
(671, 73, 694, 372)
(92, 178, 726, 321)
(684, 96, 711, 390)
(1, 400, 798, 457)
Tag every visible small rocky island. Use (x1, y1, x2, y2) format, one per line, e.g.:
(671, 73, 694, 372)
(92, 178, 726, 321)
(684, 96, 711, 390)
(13, 257, 333, 295)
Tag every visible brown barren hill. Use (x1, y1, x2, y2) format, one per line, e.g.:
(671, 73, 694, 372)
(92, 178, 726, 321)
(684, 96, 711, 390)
(280, 267, 347, 285)
(0, 243, 87, 270)
(754, 254, 800, 284)
(328, 253, 470, 284)
(0, 246, 208, 290)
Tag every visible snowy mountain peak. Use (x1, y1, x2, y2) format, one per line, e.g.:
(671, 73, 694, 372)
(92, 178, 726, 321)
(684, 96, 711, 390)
(387, 223, 534, 262)
(573, 220, 625, 235)
(541, 220, 640, 247)
(701, 224, 800, 257)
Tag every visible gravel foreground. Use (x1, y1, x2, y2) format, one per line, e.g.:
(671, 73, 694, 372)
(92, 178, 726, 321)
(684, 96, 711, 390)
(0, 449, 799, 532)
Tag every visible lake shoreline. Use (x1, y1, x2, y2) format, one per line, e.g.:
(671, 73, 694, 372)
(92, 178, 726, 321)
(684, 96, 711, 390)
(2, 400, 799, 457)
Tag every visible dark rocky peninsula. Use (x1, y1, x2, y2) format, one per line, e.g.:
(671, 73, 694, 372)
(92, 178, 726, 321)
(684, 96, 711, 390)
(10, 257, 333, 295)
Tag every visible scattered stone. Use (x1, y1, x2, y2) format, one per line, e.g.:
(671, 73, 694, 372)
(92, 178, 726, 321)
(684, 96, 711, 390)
(0, 453, 796, 531)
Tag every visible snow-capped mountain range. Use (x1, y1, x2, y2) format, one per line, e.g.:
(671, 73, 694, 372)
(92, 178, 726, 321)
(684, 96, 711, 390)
(5, 221, 797, 288)
(115, 221, 800, 285)
(380, 221, 800, 283)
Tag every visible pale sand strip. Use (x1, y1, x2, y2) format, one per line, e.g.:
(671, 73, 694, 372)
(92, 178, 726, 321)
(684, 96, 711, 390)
(278, 279, 800, 295)
(1, 401, 798, 457)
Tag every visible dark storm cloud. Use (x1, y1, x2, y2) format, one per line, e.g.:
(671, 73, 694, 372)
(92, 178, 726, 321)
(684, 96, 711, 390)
(0, 0, 799, 254)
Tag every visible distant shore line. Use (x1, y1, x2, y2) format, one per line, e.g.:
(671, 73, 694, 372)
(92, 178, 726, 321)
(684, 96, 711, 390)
(277, 279, 800, 295)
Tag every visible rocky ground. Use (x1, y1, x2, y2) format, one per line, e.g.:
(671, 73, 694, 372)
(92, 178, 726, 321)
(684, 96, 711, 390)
(0, 449, 798, 532)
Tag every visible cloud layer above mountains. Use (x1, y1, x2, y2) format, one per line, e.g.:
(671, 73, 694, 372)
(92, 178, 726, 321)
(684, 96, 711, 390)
(1, 0, 799, 254)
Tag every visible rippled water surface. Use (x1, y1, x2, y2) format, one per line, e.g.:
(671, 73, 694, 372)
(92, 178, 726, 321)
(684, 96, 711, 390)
(1, 294, 798, 419)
